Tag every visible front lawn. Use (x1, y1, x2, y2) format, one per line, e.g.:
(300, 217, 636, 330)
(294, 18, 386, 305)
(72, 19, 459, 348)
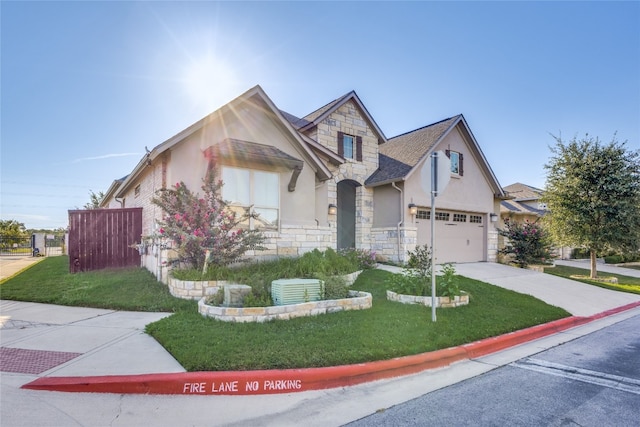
(544, 264, 640, 295)
(1, 256, 570, 371)
(0, 256, 195, 312)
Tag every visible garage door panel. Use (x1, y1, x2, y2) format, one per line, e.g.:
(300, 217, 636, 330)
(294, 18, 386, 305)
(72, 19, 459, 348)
(415, 210, 485, 263)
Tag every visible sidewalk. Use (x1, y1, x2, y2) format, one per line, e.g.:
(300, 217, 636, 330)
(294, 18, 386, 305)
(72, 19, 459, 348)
(0, 255, 44, 282)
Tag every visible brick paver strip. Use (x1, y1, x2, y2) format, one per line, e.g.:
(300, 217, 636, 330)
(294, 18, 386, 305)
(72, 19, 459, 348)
(0, 347, 82, 375)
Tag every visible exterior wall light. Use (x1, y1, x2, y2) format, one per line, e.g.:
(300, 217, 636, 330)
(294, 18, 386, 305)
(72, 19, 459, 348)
(408, 203, 418, 216)
(490, 213, 498, 222)
(328, 204, 337, 215)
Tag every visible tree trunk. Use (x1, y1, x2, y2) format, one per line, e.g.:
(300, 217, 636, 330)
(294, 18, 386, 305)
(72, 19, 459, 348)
(590, 249, 598, 279)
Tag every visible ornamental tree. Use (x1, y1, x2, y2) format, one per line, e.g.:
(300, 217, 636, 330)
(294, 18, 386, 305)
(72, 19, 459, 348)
(152, 164, 265, 270)
(542, 134, 640, 278)
(498, 218, 552, 268)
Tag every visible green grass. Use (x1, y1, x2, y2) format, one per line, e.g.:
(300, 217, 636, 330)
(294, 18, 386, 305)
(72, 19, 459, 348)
(544, 265, 640, 295)
(146, 269, 570, 371)
(0, 256, 195, 312)
(0, 256, 571, 371)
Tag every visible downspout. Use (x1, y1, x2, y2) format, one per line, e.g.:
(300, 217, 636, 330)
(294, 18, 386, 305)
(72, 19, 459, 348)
(391, 182, 404, 263)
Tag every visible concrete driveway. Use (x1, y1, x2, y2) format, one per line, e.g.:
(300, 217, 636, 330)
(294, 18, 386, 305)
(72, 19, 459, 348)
(453, 261, 640, 317)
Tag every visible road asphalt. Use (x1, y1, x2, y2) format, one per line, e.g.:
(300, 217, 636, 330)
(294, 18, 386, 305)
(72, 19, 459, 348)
(1, 255, 640, 426)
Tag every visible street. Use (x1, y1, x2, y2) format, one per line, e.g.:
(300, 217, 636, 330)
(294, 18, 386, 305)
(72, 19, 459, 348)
(346, 313, 640, 426)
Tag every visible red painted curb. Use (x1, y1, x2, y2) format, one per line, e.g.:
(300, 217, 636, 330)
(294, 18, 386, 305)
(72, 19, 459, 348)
(22, 301, 640, 395)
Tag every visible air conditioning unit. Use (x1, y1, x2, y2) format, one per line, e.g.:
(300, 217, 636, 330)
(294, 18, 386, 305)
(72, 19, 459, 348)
(271, 278, 323, 306)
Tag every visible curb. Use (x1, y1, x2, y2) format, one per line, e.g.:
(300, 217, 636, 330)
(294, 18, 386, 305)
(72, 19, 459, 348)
(22, 301, 640, 395)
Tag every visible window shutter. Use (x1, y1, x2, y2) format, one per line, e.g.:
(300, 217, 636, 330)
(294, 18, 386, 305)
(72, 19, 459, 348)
(356, 136, 363, 161)
(337, 131, 344, 157)
(445, 149, 450, 158)
(459, 153, 464, 176)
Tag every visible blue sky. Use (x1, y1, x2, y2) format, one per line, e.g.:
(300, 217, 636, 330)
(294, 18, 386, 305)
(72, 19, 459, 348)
(2, 1, 639, 230)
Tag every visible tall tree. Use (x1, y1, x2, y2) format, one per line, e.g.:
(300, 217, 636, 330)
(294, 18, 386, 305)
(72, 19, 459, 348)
(0, 219, 28, 240)
(84, 190, 105, 209)
(543, 134, 640, 278)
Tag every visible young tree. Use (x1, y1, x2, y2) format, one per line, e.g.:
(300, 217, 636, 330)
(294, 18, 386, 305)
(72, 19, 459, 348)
(152, 163, 266, 269)
(543, 134, 640, 278)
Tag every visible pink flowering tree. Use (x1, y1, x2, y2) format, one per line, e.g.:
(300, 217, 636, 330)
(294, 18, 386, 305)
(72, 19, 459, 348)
(151, 165, 265, 269)
(498, 218, 552, 268)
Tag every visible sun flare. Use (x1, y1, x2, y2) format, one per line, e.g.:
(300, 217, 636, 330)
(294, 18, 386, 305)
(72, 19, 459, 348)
(182, 55, 241, 111)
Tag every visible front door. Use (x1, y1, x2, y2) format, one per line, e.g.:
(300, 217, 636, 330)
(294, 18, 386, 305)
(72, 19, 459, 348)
(337, 180, 357, 250)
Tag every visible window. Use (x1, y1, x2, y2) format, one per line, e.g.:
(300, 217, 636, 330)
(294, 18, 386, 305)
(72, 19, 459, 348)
(222, 167, 279, 230)
(450, 151, 460, 175)
(453, 213, 467, 222)
(470, 215, 483, 224)
(343, 135, 354, 159)
(337, 131, 363, 161)
(134, 185, 141, 197)
(446, 150, 464, 176)
(416, 209, 430, 220)
(435, 212, 450, 221)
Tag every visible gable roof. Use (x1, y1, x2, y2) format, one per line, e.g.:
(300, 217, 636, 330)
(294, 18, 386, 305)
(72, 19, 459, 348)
(365, 115, 505, 198)
(503, 182, 544, 201)
(113, 85, 333, 199)
(294, 91, 387, 144)
(501, 200, 546, 217)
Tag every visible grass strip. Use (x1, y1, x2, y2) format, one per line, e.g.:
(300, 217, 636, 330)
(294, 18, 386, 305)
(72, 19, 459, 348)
(544, 265, 640, 295)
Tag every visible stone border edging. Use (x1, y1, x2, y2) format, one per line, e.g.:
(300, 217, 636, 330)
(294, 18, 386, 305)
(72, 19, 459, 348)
(198, 290, 372, 322)
(22, 301, 640, 395)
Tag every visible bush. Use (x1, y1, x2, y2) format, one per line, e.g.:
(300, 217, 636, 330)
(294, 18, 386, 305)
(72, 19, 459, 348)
(386, 270, 429, 296)
(604, 255, 623, 264)
(437, 263, 461, 298)
(499, 219, 552, 268)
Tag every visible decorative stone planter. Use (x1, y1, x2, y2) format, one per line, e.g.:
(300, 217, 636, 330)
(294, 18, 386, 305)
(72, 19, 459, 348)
(198, 290, 372, 323)
(386, 290, 469, 308)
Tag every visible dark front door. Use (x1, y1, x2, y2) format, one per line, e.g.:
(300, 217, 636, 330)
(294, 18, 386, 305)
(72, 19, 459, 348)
(337, 180, 357, 250)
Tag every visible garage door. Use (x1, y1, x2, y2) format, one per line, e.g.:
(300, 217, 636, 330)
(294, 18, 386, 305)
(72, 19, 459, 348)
(415, 209, 485, 263)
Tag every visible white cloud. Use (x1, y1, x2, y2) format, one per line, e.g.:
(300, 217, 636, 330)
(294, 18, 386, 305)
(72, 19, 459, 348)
(70, 153, 142, 164)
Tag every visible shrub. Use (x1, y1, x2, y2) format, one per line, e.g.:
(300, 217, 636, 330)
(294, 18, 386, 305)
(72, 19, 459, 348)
(499, 219, 552, 268)
(437, 263, 461, 298)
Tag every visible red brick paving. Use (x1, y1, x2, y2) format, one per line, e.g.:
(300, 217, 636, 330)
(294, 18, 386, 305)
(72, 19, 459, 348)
(0, 347, 82, 374)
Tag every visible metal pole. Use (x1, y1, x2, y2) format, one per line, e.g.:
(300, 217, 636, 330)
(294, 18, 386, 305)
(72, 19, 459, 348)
(430, 152, 437, 322)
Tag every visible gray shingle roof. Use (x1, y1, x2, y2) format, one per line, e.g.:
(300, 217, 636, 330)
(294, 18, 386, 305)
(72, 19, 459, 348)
(365, 115, 460, 186)
(279, 110, 311, 129)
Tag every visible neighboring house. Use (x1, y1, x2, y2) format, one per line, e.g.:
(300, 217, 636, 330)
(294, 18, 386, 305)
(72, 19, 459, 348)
(500, 183, 547, 224)
(101, 85, 506, 281)
(499, 182, 571, 259)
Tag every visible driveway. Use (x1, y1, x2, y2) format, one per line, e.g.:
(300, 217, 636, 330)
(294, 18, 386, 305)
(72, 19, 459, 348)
(453, 262, 640, 317)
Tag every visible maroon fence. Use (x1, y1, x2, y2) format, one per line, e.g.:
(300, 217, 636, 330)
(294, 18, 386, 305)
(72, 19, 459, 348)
(68, 208, 142, 273)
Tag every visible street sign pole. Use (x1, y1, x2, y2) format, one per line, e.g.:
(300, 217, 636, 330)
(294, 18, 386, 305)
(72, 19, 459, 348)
(430, 152, 437, 322)
(420, 150, 450, 322)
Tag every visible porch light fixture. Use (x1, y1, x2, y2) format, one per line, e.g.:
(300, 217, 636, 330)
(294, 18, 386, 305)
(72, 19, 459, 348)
(490, 213, 498, 222)
(408, 203, 418, 216)
(328, 204, 337, 215)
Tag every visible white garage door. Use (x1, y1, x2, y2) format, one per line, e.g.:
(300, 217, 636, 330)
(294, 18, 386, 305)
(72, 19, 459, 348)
(415, 209, 485, 263)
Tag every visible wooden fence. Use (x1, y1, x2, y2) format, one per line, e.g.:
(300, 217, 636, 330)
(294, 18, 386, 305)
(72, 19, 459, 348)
(68, 208, 142, 273)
